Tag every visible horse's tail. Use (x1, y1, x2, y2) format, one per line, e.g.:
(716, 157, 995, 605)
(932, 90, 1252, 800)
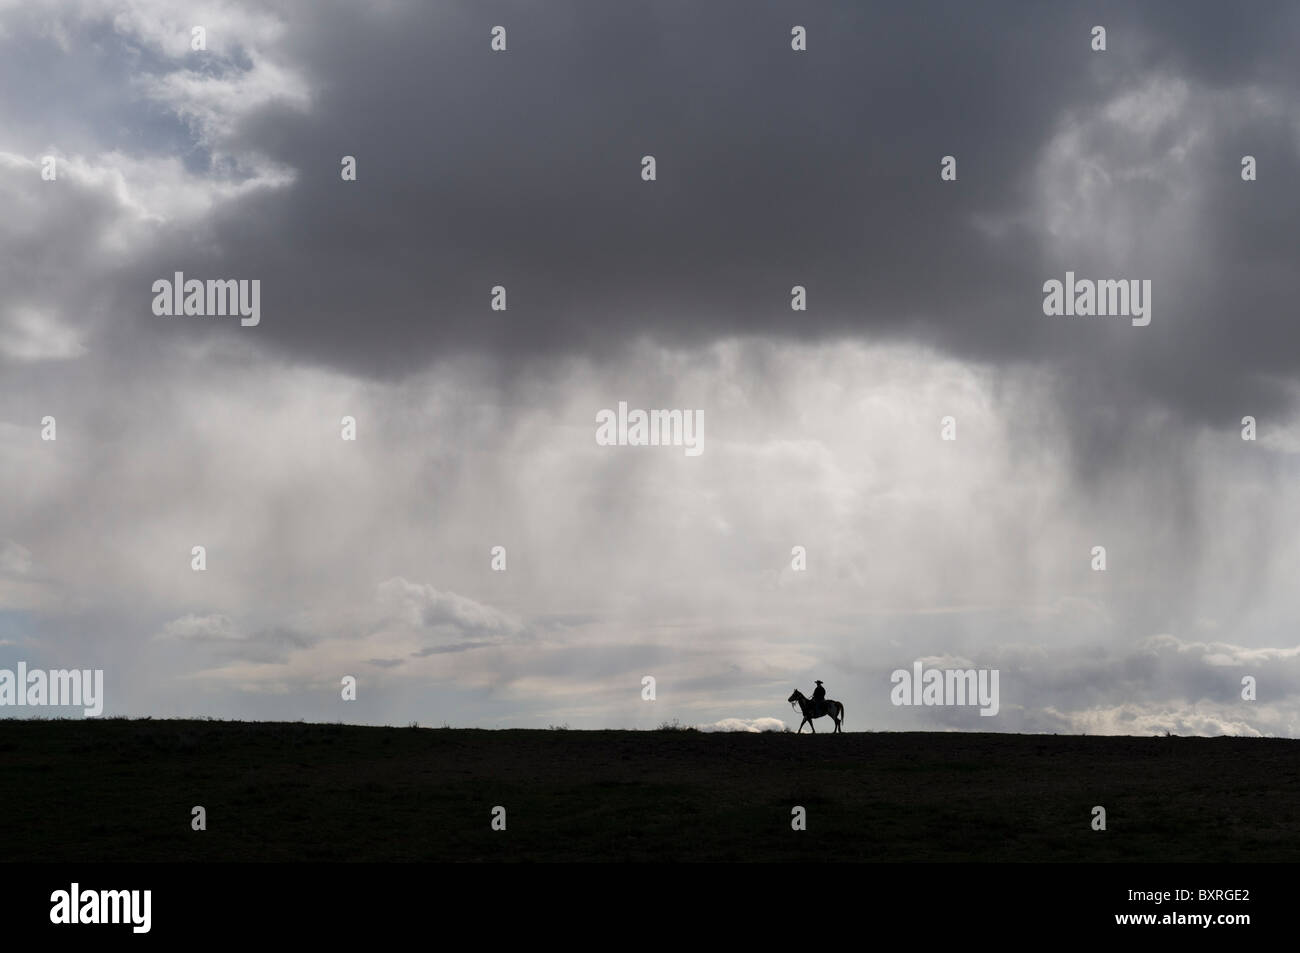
(838, 702, 845, 726)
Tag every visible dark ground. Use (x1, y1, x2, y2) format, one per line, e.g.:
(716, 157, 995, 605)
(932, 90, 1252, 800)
(1, 719, 1296, 862)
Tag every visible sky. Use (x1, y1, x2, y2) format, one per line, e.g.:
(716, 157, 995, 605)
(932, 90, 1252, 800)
(2, 0, 1299, 735)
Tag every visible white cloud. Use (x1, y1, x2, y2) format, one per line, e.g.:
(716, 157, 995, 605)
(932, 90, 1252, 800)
(697, 717, 788, 733)
(0, 0, 306, 245)
(157, 612, 242, 641)
(1040, 702, 1275, 738)
(376, 578, 523, 637)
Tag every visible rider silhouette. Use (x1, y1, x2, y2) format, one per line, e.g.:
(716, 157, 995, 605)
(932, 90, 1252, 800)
(812, 680, 826, 714)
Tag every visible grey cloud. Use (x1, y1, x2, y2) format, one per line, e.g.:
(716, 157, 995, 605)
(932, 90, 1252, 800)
(410, 641, 501, 657)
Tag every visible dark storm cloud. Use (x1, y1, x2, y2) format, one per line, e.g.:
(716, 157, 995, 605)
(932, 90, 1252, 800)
(189, 0, 1075, 371)
(71, 0, 1300, 447)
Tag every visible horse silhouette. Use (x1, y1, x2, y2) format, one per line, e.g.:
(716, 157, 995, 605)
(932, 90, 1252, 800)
(787, 689, 844, 733)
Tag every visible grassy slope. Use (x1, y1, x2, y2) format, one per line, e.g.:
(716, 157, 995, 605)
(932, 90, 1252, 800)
(1, 719, 1295, 862)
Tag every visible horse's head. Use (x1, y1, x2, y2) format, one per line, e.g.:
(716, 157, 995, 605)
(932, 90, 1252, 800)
(787, 690, 804, 709)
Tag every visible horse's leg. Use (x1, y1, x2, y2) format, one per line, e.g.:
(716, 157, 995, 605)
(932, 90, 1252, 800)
(810, 719, 816, 733)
